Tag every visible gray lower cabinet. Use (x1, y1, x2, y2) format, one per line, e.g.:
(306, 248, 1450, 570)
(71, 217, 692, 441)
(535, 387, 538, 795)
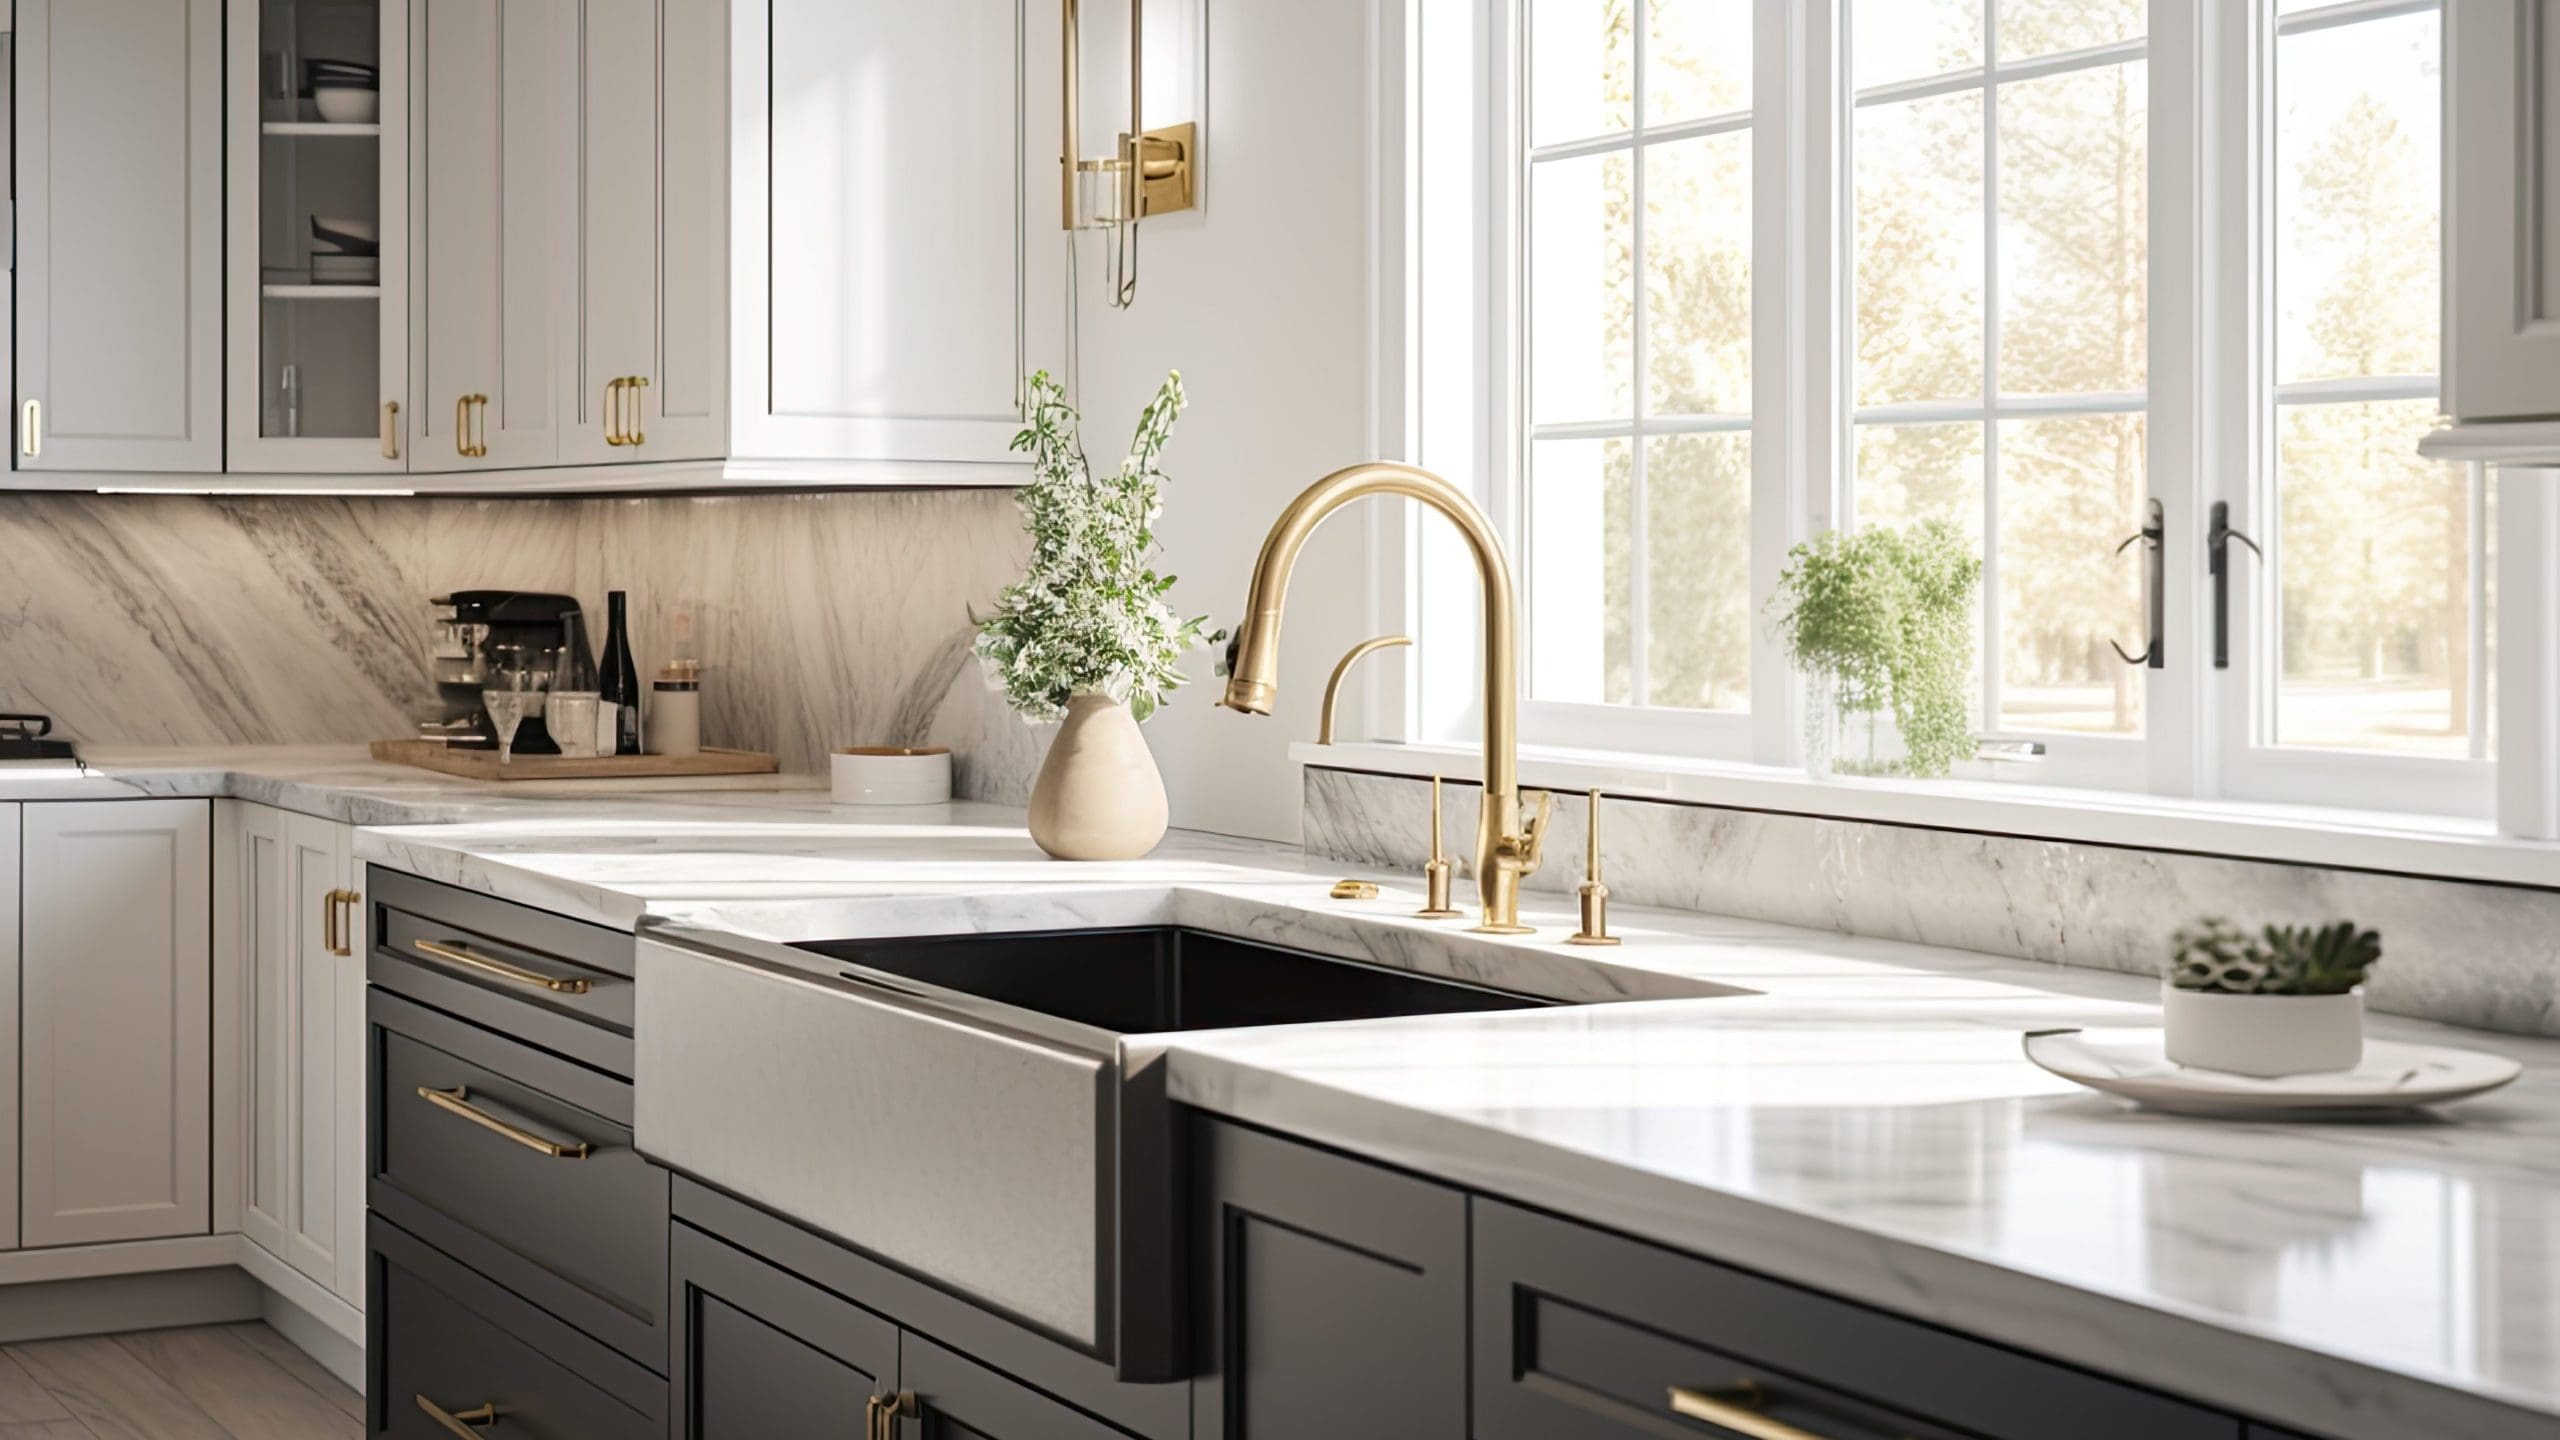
(669, 1178, 1185, 1440)
(670, 1221, 897, 1437)
(1188, 1117, 1468, 1439)
(371, 1215, 663, 1439)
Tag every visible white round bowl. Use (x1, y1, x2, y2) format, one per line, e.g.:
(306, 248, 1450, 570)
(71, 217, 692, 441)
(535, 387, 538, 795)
(832, 746, 953, 805)
(2161, 983, 2364, 1078)
(313, 87, 380, 125)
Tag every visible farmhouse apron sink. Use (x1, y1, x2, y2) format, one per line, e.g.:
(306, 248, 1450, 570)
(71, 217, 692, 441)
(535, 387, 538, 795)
(633, 922, 1577, 1381)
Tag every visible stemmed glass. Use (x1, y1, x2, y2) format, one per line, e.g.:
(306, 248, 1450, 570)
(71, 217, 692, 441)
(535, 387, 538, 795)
(482, 651, 541, 765)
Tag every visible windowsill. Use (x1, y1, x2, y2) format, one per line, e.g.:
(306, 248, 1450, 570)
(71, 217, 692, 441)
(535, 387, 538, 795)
(1294, 738, 2560, 889)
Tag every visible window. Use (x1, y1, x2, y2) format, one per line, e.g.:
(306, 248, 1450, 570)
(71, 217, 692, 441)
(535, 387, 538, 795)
(1850, 0, 2152, 786)
(1392, 0, 2510, 823)
(2225, 0, 2495, 812)
(1521, 1, 1757, 740)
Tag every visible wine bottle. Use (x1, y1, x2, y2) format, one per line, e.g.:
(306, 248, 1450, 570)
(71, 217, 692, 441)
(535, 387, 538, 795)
(598, 591, 644, 755)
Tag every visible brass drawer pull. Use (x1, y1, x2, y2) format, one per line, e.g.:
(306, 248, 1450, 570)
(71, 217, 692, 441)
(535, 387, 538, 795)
(416, 1396, 500, 1437)
(1668, 1382, 1833, 1440)
(380, 399, 401, 459)
(411, 937, 593, 994)
(417, 1085, 593, 1159)
(323, 888, 360, 957)
(19, 399, 38, 457)
(866, 1390, 916, 1440)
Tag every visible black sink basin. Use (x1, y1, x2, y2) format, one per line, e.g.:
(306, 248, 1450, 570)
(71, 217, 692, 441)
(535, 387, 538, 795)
(798, 925, 1551, 1035)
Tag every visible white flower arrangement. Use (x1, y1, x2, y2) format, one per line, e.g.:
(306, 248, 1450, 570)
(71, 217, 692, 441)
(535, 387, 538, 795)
(973, 370, 1221, 723)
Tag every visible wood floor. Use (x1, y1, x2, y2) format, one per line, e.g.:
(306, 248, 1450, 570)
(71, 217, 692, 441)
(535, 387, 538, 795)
(0, 1324, 358, 1440)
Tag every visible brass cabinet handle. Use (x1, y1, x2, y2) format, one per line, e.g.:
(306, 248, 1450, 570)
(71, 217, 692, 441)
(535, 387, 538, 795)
(325, 888, 360, 957)
(416, 1395, 500, 1437)
(866, 1391, 916, 1440)
(19, 399, 38, 458)
(603, 378, 626, 445)
(1667, 1383, 1834, 1440)
(410, 937, 593, 995)
(416, 1085, 593, 1159)
(380, 400, 401, 459)
(622, 375, 648, 447)
(456, 394, 490, 458)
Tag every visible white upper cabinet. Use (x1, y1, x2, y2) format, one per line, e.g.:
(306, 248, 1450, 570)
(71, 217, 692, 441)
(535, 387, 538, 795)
(14, 0, 223, 474)
(226, 0, 410, 474)
(562, 0, 727, 465)
(410, 0, 564, 472)
(20, 800, 213, 1249)
(730, 0, 1067, 473)
(2444, 1, 2560, 425)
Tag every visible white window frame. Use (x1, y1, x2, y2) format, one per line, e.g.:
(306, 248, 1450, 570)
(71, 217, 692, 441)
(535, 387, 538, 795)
(1839, 5, 2170, 793)
(1370, 0, 2533, 833)
(2207, 0, 2496, 819)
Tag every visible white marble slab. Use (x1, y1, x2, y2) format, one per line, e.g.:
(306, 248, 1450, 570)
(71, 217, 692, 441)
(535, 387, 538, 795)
(1307, 765, 2560, 1037)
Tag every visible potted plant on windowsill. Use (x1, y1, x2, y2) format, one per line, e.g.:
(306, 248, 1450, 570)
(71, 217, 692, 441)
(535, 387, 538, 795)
(2163, 918, 2383, 1077)
(1766, 520, 1980, 779)
(974, 370, 1221, 861)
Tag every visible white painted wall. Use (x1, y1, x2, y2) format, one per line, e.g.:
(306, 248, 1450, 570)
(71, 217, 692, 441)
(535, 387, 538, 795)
(1075, 0, 1377, 843)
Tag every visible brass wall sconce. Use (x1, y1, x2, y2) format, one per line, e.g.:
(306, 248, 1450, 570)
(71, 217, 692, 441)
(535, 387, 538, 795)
(1062, 0, 1200, 308)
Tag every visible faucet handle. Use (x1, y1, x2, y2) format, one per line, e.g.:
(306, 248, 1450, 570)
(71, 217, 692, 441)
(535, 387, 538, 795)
(1517, 789, 1555, 876)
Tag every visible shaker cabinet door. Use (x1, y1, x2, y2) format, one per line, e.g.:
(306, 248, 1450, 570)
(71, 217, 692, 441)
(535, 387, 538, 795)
(731, 0, 1066, 470)
(410, 0, 564, 471)
(1189, 1118, 1468, 1440)
(238, 804, 364, 1301)
(20, 800, 213, 1247)
(14, 0, 223, 474)
(671, 1222, 898, 1440)
(2444, 0, 2560, 422)
(560, 0, 727, 466)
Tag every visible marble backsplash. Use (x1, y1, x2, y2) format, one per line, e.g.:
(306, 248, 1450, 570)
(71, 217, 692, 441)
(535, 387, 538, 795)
(0, 492, 1054, 801)
(1304, 765, 2560, 1037)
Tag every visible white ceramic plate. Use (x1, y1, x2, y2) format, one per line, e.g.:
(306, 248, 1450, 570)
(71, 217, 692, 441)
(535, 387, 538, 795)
(2023, 1027, 2523, 1117)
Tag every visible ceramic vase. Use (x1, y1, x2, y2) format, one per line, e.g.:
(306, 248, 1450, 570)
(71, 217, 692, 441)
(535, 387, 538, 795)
(1028, 693, 1169, 860)
(2160, 983, 2364, 1077)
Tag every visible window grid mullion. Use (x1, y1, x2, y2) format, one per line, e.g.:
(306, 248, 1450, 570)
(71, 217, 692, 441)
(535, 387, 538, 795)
(1628, 9, 1651, 708)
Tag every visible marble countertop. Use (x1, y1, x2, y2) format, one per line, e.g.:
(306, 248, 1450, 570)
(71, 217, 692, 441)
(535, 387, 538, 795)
(27, 748, 2557, 1439)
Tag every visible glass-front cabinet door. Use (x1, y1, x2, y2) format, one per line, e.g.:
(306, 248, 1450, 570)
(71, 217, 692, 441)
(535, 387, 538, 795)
(225, 0, 408, 473)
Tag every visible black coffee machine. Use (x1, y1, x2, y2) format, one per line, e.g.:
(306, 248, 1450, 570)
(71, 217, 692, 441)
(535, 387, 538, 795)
(424, 591, 593, 753)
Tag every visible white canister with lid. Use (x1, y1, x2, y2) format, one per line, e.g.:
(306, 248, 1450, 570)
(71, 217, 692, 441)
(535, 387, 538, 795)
(650, 661, 701, 757)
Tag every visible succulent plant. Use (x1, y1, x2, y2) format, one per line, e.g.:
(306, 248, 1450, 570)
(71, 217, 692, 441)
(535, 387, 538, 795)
(2258, 921, 2384, 997)
(2167, 916, 2381, 996)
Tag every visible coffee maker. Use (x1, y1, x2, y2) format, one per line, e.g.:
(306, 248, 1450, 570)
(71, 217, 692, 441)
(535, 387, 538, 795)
(424, 591, 592, 752)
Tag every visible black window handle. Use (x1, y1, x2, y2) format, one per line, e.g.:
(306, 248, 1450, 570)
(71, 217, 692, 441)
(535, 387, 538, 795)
(2208, 501, 2262, 671)
(2109, 498, 2166, 668)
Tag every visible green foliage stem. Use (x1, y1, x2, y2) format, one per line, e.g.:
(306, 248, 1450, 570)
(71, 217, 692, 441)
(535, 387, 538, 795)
(1766, 520, 1982, 777)
(973, 371, 1221, 723)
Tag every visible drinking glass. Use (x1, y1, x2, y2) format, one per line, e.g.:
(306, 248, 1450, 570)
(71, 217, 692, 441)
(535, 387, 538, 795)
(482, 652, 541, 766)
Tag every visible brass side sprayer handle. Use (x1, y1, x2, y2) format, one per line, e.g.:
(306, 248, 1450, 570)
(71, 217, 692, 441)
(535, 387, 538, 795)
(1317, 635, 1412, 744)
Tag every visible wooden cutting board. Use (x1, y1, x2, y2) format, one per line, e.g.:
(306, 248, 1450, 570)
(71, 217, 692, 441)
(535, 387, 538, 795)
(369, 739, 780, 781)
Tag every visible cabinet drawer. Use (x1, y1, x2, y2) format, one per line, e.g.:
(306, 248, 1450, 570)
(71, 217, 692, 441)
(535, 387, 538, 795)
(1474, 1199, 2239, 1440)
(368, 867, 635, 1078)
(372, 1216, 662, 1440)
(671, 1221, 899, 1439)
(371, 990, 669, 1373)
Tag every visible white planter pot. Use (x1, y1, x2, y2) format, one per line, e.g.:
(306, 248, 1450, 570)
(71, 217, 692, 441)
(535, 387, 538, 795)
(2160, 983, 2364, 1078)
(1027, 694, 1168, 861)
